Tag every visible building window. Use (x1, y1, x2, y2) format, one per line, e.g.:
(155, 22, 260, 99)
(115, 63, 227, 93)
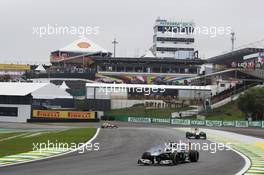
(0, 107, 18, 117)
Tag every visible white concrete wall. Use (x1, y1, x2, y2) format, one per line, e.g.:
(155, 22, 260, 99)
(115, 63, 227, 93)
(110, 99, 169, 109)
(111, 99, 143, 109)
(96, 111, 104, 119)
(0, 104, 31, 123)
(178, 89, 211, 99)
(86, 87, 95, 99)
(87, 87, 128, 100)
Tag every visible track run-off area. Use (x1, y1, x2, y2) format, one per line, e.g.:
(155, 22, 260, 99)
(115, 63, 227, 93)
(1, 124, 261, 175)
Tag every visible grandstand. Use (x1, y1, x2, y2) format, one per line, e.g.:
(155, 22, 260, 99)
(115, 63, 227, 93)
(25, 38, 205, 97)
(22, 37, 264, 114)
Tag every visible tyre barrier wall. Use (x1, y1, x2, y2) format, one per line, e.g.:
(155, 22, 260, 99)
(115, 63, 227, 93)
(106, 116, 264, 128)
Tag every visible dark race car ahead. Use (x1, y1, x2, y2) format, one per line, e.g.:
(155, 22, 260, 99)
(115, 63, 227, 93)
(137, 142, 199, 166)
(186, 128, 206, 140)
(101, 122, 118, 129)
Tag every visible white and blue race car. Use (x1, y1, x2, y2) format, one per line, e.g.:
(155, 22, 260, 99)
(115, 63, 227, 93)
(101, 122, 118, 129)
(137, 142, 199, 166)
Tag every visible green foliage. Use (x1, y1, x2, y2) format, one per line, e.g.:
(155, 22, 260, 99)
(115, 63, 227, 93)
(105, 106, 194, 118)
(237, 87, 264, 120)
(190, 101, 244, 121)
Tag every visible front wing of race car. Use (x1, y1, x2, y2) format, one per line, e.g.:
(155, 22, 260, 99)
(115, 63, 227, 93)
(137, 159, 152, 165)
(137, 158, 173, 165)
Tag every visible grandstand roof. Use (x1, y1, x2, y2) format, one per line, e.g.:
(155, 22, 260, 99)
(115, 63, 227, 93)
(142, 49, 155, 58)
(207, 48, 264, 64)
(59, 81, 70, 90)
(35, 64, 46, 72)
(0, 82, 47, 96)
(32, 83, 72, 99)
(0, 82, 72, 99)
(59, 38, 109, 54)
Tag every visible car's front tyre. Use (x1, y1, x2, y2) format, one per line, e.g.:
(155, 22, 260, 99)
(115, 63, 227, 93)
(189, 150, 199, 162)
(170, 152, 179, 165)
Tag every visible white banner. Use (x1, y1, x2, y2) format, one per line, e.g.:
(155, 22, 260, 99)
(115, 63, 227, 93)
(128, 117, 151, 123)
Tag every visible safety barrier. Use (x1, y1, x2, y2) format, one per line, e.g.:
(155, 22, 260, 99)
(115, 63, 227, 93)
(109, 116, 264, 128)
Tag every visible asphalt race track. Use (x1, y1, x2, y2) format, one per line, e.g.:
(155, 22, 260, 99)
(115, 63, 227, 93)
(0, 127, 244, 175)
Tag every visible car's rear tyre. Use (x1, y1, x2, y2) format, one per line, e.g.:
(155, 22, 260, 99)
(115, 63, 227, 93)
(186, 132, 190, 139)
(142, 152, 151, 159)
(189, 150, 199, 162)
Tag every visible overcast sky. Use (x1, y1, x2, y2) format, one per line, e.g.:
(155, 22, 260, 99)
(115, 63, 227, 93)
(0, 0, 263, 64)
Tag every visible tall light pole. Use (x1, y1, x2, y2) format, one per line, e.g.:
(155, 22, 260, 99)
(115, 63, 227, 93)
(112, 38, 118, 57)
(231, 32, 235, 51)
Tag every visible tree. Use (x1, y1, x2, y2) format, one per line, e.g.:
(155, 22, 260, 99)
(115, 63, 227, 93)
(237, 87, 264, 120)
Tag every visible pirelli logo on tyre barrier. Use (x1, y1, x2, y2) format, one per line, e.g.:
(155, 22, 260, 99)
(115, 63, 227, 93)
(123, 117, 264, 128)
(32, 110, 96, 120)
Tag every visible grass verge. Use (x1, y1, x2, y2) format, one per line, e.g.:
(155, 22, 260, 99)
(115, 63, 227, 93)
(0, 127, 96, 158)
(105, 106, 194, 118)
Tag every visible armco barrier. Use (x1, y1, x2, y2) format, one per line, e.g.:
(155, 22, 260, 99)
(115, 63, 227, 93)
(248, 121, 262, 128)
(235, 121, 249, 128)
(112, 116, 129, 122)
(128, 117, 151, 123)
(223, 121, 235, 127)
(152, 118, 171, 124)
(110, 116, 264, 128)
(205, 120, 222, 127)
(190, 120, 205, 126)
(171, 119, 190, 125)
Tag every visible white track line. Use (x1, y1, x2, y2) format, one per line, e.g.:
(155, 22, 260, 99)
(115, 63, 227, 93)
(0, 133, 30, 142)
(0, 128, 100, 168)
(233, 148, 251, 175)
(173, 127, 251, 175)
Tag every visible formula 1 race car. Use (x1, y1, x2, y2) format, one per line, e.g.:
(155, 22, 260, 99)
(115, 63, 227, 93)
(101, 122, 118, 129)
(186, 128, 206, 140)
(137, 142, 199, 166)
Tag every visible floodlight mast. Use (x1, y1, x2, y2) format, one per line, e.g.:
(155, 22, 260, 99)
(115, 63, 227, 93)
(112, 38, 119, 57)
(231, 32, 235, 51)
